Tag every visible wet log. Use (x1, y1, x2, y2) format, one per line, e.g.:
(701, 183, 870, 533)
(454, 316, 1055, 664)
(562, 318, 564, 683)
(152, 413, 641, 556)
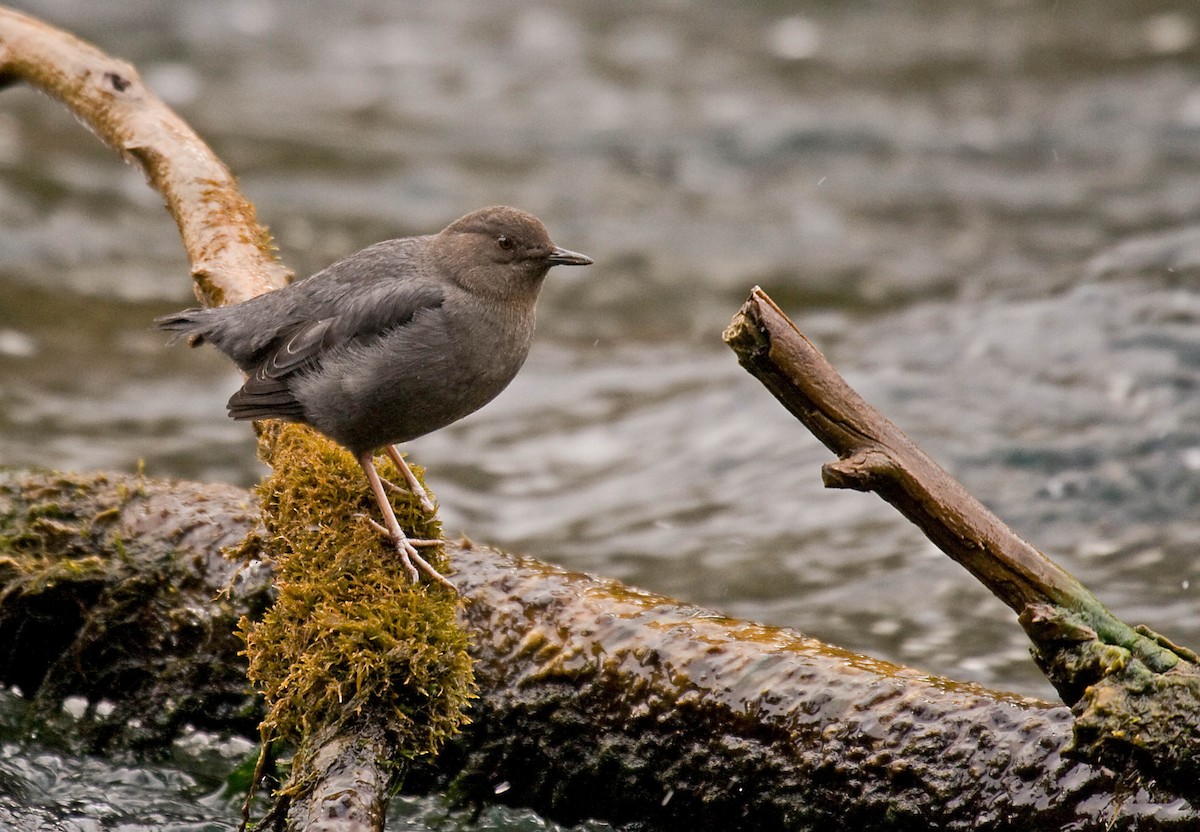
(1, 469, 1196, 830)
(0, 471, 269, 747)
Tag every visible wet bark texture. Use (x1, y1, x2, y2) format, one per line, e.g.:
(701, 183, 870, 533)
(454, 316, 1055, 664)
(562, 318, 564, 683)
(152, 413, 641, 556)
(1, 470, 1195, 830)
(0, 471, 268, 749)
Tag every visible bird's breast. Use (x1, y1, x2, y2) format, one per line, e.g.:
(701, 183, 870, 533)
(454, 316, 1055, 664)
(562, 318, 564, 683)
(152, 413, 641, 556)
(295, 299, 537, 451)
(441, 301, 536, 402)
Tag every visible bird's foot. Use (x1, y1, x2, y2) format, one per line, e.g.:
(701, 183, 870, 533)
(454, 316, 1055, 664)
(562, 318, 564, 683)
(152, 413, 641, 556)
(380, 476, 436, 514)
(357, 514, 440, 547)
(356, 514, 457, 593)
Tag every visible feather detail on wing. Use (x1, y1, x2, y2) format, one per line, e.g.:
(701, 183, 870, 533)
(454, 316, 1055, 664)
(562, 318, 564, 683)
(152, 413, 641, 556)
(225, 319, 331, 420)
(225, 282, 445, 421)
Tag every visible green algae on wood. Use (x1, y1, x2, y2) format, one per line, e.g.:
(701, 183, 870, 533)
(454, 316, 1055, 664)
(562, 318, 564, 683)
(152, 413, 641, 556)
(239, 424, 474, 771)
(1022, 603, 1200, 793)
(5, 470, 1200, 829)
(0, 470, 265, 750)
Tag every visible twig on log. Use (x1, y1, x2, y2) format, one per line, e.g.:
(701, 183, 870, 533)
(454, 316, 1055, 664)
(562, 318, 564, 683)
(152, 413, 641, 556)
(724, 287, 1101, 618)
(724, 285, 1200, 786)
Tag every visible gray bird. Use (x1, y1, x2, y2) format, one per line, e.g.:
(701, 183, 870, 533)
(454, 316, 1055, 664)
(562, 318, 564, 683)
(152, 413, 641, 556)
(157, 205, 592, 589)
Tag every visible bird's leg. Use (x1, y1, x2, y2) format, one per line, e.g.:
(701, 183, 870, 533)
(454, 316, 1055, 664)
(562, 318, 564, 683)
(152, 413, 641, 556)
(357, 452, 457, 593)
(383, 445, 436, 514)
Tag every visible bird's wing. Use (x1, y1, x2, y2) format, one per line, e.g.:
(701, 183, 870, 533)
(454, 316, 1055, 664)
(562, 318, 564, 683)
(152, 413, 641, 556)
(226, 279, 446, 421)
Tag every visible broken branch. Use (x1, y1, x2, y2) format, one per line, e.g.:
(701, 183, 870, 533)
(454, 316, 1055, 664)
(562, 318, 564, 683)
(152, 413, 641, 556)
(724, 285, 1200, 784)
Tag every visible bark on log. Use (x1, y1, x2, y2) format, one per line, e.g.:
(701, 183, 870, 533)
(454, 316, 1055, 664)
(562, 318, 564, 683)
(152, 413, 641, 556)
(0, 471, 269, 748)
(1, 469, 1196, 831)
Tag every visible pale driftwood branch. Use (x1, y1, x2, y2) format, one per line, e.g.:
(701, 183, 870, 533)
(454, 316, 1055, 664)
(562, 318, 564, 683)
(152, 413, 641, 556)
(283, 721, 390, 832)
(0, 5, 291, 306)
(3, 470, 1195, 831)
(0, 8, 359, 828)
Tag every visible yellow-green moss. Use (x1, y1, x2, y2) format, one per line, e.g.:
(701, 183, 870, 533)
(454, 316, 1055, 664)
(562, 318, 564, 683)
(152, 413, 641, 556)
(238, 424, 474, 761)
(0, 471, 125, 588)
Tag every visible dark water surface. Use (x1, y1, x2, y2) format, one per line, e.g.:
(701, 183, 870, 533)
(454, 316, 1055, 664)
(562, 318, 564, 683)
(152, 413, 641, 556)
(3, 0, 1200, 827)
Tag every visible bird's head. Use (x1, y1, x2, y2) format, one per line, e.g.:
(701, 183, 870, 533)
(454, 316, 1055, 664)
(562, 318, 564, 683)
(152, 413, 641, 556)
(434, 206, 592, 302)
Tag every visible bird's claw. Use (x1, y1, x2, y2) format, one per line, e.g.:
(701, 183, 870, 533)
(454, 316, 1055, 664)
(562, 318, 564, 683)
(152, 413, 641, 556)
(404, 547, 458, 592)
(355, 514, 457, 593)
(354, 514, 438, 546)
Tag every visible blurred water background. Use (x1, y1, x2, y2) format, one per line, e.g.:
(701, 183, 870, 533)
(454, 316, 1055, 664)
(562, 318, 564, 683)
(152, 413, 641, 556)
(3, 0, 1200, 828)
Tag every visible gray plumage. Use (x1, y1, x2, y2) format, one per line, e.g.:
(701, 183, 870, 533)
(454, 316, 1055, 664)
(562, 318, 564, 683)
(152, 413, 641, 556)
(157, 205, 591, 587)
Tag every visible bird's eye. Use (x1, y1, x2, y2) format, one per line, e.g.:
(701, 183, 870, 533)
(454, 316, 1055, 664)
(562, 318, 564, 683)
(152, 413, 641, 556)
(497, 235, 514, 251)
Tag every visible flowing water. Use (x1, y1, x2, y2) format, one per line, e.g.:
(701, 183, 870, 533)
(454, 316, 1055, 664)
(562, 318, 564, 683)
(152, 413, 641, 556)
(3, 0, 1200, 827)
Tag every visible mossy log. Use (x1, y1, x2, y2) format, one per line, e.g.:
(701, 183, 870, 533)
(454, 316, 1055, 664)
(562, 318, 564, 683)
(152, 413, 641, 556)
(1, 469, 1196, 830)
(243, 425, 474, 831)
(0, 471, 268, 748)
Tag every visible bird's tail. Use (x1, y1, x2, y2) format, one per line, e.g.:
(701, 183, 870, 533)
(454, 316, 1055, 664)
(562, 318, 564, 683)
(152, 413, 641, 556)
(154, 308, 214, 346)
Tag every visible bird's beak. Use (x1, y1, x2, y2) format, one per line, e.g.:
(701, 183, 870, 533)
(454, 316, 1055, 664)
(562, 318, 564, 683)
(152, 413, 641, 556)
(548, 246, 593, 267)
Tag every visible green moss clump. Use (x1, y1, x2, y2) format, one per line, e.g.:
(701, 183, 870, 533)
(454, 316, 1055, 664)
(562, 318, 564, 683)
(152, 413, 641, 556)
(239, 424, 474, 764)
(0, 472, 121, 587)
(1021, 602, 1200, 791)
